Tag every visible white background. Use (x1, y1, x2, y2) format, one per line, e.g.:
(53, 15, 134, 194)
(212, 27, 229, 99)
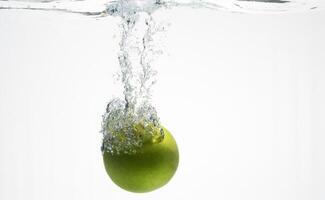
(0, 7, 325, 200)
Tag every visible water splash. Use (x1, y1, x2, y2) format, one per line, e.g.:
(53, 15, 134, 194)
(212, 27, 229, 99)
(1, 0, 325, 154)
(1, 0, 324, 16)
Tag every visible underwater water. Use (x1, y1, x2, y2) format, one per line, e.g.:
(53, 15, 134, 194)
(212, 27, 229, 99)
(1, 0, 325, 199)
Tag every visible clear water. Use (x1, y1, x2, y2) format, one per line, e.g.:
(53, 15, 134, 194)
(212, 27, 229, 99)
(0, 0, 324, 199)
(1, 0, 324, 153)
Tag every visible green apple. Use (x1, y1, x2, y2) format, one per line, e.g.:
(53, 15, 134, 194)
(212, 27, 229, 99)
(103, 127, 179, 193)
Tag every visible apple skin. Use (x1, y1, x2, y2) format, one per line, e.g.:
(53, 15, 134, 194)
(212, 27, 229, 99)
(103, 127, 179, 193)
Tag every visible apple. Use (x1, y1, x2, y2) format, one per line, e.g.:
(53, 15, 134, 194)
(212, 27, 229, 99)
(103, 127, 179, 193)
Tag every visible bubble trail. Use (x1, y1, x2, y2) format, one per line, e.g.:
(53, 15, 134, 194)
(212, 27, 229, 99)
(101, 6, 168, 154)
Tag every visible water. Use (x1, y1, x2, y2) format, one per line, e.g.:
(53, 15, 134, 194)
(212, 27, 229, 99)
(1, 0, 324, 154)
(1, 0, 325, 199)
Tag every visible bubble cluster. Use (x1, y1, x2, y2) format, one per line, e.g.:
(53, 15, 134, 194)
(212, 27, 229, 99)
(101, 98, 164, 155)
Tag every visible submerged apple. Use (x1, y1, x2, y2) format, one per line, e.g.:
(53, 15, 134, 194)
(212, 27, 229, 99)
(103, 127, 179, 193)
